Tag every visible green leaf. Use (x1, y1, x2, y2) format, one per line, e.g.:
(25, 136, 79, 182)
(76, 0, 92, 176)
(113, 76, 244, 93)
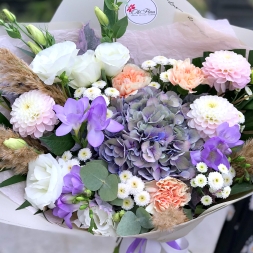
(110, 198, 123, 206)
(17, 46, 35, 58)
(0, 174, 26, 188)
(101, 36, 112, 43)
(0, 111, 11, 128)
(203, 51, 213, 59)
(140, 227, 149, 234)
(192, 57, 203, 68)
(6, 29, 21, 39)
(248, 50, 253, 66)
(183, 208, 193, 220)
(136, 207, 154, 229)
(195, 205, 206, 215)
(230, 49, 246, 57)
(230, 182, 253, 195)
(80, 161, 108, 191)
(16, 200, 31, 210)
(99, 174, 118, 201)
(112, 16, 128, 39)
(103, 1, 116, 28)
(116, 211, 141, 236)
(34, 210, 43, 215)
(40, 133, 75, 156)
(104, 0, 115, 10)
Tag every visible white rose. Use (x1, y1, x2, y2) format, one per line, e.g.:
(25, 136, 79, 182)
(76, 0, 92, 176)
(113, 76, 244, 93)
(95, 42, 130, 77)
(69, 50, 101, 89)
(30, 41, 79, 85)
(77, 206, 116, 236)
(25, 154, 68, 210)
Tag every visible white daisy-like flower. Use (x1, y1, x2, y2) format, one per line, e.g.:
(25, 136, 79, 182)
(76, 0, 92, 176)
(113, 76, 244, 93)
(78, 148, 92, 162)
(201, 195, 213, 206)
(196, 162, 208, 173)
(122, 197, 134, 210)
(62, 151, 72, 162)
(141, 60, 157, 70)
(102, 95, 110, 106)
(195, 174, 207, 188)
(160, 72, 170, 82)
(245, 86, 253, 96)
(105, 88, 120, 98)
(119, 171, 133, 183)
(106, 109, 114, 119)
(148, 82, 161, 89)
(238, 111, 245, 124)
(209, 187, 217, 194)
(134, 191, 150, 207)
(83, 87, 101, 100)
(92, 80, 107, 89)
(117, 183, 130, 199)
(229, 167, 236, 178)
(218, 164, 229, 174)
(74, 87, 86, 98)
(168, 59, 178, 66)
(152, 56, 170, 65)
(221, 186, 231, 199)
(215, 191, 223, 198)
(190, 178, 197, 188)
(127, 176, 145, 195)
(59, 158, 80, 171)
(208, 172, 224, 191)
(222, 173, 233, 187)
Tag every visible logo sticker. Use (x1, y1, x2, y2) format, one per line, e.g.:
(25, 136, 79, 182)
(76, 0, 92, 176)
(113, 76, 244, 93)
(125, 0, 158, 26)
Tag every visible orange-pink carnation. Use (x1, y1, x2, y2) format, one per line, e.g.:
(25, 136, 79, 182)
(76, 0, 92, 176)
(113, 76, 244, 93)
(112, 64, 151, 98)
(167, 58, 205, 93)
(146, 177, 191, 213)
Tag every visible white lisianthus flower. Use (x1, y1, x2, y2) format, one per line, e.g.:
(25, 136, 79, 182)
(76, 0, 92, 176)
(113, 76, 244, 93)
(74, 87, 86, 99)
(83, 87, 102, 100)
(195, 174, 207, 188)
(78, 148, 92, 162)
(152, 56, 170, 65)
(127, 176, 145, 195)
(69, 50, 101, 89)
(218, 164, 229, 174)
(105, 87, 120, 98)
(122, 197, 134, 210)
(208, 172, 224, 191)
(62, 151, 72, 162)
(30, 41, 78, 85)
(160, 72, 170, 82)
(92, 80, 107, 89)
(95, 42, 130, 77)
(77, 206, 116, 236)
(149, 82, 161, 89)
(196, 162, 208, 173)
(201, 195, 213, 206)
(25, 154, 68, 210)
(117, 183, 130, 199)
(134, 191, 150, 206)
(119, 171, 133, 183)
(141, 60, 157, 70)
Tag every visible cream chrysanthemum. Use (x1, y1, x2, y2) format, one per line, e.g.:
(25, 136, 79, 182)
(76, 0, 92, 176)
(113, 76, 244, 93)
(78, 148, 92, 162)
(83, 87, 101, 100)
(127, 176, 145, 195)
(160, 72, 170, 82)
(105, 88, 120, 98)
(119, 171, 133, 183)
(149, 82, 161, 89)
(222, 174, 233, 187)
(141, 60, 157, 70)
(221, 186, 231, 199)
(10, 90, 58, 138)
(74, 87, 86, 98)
(152, 56, 170, 65)
(208, 172, 224, 191)
(196, 162, 208, 173)
(122, 197, 134, 210)
(117, 183, 130, 199)
(62, 151, 72, 161)
(229, 167, 236, 178)
(195, 174, 207, 188)
(187, 95, 240, 138)
(134, 191, 150, 206)
(218, 164, 229, 174)
(201, 195, 213, 206)
(92, 80, 107, 89)
(190, 179, 197, 188)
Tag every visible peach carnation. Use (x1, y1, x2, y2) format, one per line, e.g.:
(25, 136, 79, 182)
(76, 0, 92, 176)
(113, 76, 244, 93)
(146, 177, 191, 213)
(112, 64, 151, 98)
(166, 58, 205, 93)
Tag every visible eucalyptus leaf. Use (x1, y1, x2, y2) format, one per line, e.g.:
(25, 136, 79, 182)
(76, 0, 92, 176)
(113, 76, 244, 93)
(183, 208, 193, 220)
(99, 174, 118, 201)
(0, 175, 26, 188)
(16, 200, 32, 210)
(110, 198, 123, 206)
(136, 207, 154, 229)
(231, 182, 253, 195)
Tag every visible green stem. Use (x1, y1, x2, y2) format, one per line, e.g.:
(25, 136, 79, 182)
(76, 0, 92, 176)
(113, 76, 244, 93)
(61, 83, 68, 99)
(15, 22, 35, 42)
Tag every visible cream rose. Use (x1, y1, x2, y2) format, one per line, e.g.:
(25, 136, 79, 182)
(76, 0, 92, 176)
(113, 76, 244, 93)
(69, 50, 101, 89)
(95, 42, 130, 77)
(25, 154, 68, 210)
(30, 41, 79, 85)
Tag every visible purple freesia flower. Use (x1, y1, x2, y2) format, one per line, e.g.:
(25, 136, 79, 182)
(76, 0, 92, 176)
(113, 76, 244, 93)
(54, 97, 89, 136)
(86, 96, 124, 147)
(62, 166, 84, 195)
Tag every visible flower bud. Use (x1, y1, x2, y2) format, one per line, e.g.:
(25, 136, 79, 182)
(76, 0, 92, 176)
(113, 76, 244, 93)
(3, 9, 16, 22)
(0, 19, 5, 26)
(119, 210, 125, 218)
(27, 41, 42, 55)
(112, 213, 120, 223)
(26, 25, 47, 46)
(84, 189, 92, 198)
(245, 164, 251, 169)
(76, 196, 86, 201)
(94, 6, 109, 27)
(79, 204, 88, 210)
(3, 138, 27, 150)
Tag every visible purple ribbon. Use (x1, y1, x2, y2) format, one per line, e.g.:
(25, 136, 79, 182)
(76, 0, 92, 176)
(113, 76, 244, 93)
(126, 238, 181, 253)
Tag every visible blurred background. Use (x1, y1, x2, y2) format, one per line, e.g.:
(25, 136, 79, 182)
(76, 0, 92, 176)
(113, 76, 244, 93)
(0, 0, 253, 29)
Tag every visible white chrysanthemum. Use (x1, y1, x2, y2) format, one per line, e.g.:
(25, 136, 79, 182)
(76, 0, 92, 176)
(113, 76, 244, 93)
(201, 195, 213, 206)
(74, 87, 86, 98)
(187, 95, 241, 138)
(62, 151, 72, 162)
(122, 197, 134, 210)
(221, 186, 231, 199)
(222, 173, 233, 187)
(190, 178, 197, 188)
(209, 187, 217, 194)
(196, 162, 208, 173)
(78, 148, 92, 162)
(92, 80, 107, 89)
(195, 174, 207, 188)
(141, 60, 157, 70)
(105, 88, 120, 98)
(117, 183, 130, 199)
(102, 95, 110, 106)
(160, 72, 170, 82)
(218, 164, 229, 174)
(106, 109, 114, 119)
(148, 82, 161, 89)
(134, 191, 150, 207)
(10, 90, 58, 138)
(238, 112, 245, 124)
(119, 171, 133, 183)
(208, 172, 224, 191)
(152, 56, 170, 65)
(245, 86, 253, 96)
(168, 59, 178, 66)
(127, 176, 145, 195)
(58, 158, 80, 172)
(229, 167, 236, 178)
(83, 87, 102, 100)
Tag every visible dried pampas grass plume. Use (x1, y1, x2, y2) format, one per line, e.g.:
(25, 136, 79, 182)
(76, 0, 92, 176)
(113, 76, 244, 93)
(232, 139, 253, 177)
(152, 206, 189, 232)
(0, 48, 66, 105)
(0, 126, 43, 174)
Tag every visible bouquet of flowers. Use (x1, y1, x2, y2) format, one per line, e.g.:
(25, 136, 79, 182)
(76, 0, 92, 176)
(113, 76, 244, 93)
(0, 2, 253, 252)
